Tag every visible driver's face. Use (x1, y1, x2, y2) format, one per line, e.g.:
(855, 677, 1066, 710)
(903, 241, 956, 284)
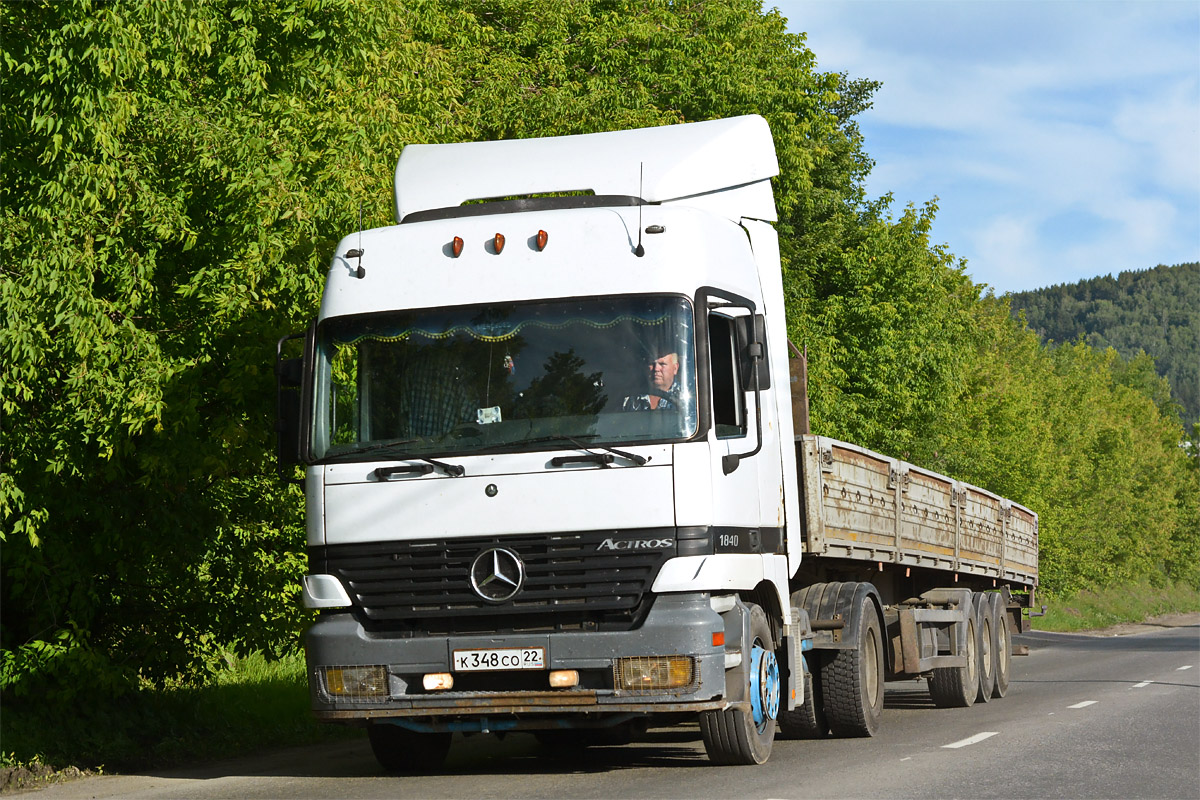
(649, 353, 679, 392)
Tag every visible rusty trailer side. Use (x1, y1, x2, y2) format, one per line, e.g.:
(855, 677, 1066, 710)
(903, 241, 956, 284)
(796, 434, 1037, 588)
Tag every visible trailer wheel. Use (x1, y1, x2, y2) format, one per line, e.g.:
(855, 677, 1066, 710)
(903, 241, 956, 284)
(700, 603, 778, 765)
(928, 593, 978, 708)
(974, 593, 995, 704)
(989, 592, 1011, 698)
(820, 594, 883, 737)
(367, 723, 451, 774)
(777, 655, 827, 739)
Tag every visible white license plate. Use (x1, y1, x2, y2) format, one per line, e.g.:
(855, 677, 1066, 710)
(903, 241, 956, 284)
(452, 647, 546, 672)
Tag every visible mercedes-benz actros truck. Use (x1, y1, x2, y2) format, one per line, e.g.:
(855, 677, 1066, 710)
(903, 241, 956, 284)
(275, 115, 1038, 770)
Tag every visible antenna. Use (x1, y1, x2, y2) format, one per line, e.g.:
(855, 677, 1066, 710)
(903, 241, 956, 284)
(346, 203, 366, 279)
(634, 162, 645, 258)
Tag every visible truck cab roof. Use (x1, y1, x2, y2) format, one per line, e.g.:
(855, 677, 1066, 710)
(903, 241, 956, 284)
(393, 115, 780, 225)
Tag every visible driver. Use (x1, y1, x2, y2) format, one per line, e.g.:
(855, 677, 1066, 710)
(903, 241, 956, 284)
(622, 349, 680, 411)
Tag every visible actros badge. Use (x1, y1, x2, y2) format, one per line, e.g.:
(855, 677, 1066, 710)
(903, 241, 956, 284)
(469, 547, 525, 602)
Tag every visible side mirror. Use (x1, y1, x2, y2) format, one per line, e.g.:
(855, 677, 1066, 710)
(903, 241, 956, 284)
(276, 329, 311, 478)
(734, 314, 770, 390)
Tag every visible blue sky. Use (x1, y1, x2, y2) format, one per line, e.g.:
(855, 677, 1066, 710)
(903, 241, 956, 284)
(779, 0, 1200, 294)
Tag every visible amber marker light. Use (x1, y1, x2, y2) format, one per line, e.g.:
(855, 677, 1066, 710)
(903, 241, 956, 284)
(712, 632, 725, 647)
(536, 229, 548, 250)
(493, 233, 506, 253)
(451, 236, 464, 257)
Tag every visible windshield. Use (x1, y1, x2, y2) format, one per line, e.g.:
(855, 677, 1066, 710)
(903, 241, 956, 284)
(311, 296, 697, 461)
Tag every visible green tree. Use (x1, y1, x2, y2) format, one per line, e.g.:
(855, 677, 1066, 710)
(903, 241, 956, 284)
(1, 0, 871, 697)
(1, 0, 465, 694)
(1010, 263, 1200, 428)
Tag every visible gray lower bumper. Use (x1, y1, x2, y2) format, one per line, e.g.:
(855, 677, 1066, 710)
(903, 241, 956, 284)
(305, 592, 730, 723)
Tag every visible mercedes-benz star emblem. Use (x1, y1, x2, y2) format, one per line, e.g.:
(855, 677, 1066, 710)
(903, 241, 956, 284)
(469, 547, 525, 603)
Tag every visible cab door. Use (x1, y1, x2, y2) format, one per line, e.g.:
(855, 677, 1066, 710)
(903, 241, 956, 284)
(702, 290, 769, 544)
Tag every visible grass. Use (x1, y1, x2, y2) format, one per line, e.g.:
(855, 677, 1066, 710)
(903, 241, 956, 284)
(1, 650, 358, 780)
(1032, 580, 1200, 632)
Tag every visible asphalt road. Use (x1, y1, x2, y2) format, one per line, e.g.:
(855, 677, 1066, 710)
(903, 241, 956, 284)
(29, 620, 1199, 799)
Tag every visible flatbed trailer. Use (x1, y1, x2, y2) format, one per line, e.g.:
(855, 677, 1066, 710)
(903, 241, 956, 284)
(797, 435, 1038, 585)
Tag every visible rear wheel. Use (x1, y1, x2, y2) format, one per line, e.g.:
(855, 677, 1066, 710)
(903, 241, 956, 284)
(989, 592, 1012, 698)
(974, 594, 995, 704)
(820, 594, 884, 737)
(367, 724, 451, 774)
(700, 603, 778, 765)
(929, 594, 979, 709)
(777, 655, 827, 739)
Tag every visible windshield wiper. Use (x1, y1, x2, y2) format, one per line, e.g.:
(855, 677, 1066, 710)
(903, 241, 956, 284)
(541, 434, 649, 466)
(467, 433, 648, 465)
(319, 438, 465, 476)
(551, 453, 615, 468)
(373, 457, 464, 479)
(418, 457, 465, 477)
(316, 437, 421, 463)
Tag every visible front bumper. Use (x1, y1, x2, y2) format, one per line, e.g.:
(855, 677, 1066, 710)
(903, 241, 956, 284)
(305, 592, 730, 723)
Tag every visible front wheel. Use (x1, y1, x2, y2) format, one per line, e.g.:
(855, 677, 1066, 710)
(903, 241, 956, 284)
(700, 603, 778, 765)
(367, 724, 452, 774)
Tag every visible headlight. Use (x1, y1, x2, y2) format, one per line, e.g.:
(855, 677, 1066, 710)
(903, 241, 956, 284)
(322, 665, 388, 700)
(614, 656, 695, 692)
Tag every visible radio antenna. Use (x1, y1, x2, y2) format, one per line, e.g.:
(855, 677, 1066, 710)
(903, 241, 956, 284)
(634, 162, 645, 258)
(347, 203, 366, 279)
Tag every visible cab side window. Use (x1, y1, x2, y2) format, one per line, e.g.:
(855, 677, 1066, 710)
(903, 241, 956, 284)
(708, 313, 746, 438)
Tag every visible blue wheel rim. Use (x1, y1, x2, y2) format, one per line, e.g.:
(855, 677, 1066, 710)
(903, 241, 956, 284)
(750, 644, 780, 732)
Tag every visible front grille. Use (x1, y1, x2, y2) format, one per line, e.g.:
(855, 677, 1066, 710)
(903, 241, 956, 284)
(311, 530, 675, 635)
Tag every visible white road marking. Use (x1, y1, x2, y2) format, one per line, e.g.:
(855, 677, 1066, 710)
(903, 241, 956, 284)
(943, 731, 999, 749)
(900, 757, 912, 761)
(1132, 681, 1153, 688)
(1068, 700, 1098, 709)
(1177, 665, 1193, 671)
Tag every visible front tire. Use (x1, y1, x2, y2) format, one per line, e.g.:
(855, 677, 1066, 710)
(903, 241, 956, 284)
(821, 594, 884, 737)
(700, 603, 778, 765)
(367, 724, 451, 774)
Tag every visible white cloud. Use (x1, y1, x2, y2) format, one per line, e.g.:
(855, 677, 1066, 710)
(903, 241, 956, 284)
(971, 213, 1041, 292)
(1112, 76, 1200, 196)
(780, 0, 1200, 292)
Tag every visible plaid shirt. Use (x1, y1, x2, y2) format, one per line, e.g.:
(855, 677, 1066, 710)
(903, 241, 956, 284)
(397, 350, 475, 437)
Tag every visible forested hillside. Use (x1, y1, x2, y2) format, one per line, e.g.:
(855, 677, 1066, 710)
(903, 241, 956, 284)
(3, 0, 1196, 709)
(1009, 263, 1199, 428)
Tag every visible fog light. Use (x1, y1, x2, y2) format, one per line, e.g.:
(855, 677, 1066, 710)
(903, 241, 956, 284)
(323, 665, 388, 699)
(615, 656, 695, 691)
(549, 670, 579, 688)
(423, 672, 454, 691)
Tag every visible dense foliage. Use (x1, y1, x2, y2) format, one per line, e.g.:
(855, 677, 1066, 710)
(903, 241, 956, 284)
(3, 0, 1195, 719)
(1009, 263, 1199, 428)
